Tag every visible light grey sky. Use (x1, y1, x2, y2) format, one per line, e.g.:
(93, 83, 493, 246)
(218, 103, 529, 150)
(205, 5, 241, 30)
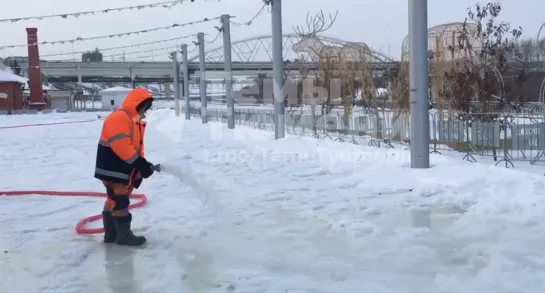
(0, 0, 543, 61)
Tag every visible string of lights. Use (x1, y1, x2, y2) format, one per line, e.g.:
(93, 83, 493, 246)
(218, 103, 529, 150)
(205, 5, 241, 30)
(136, 52, 173, 60)
(133, 46, 199, 60)
(188, 44, 199, 53)
(0, 0, 197, 23)
(179, 5, 268, 57)
(41, 34, 198, 57)
(4, 2, 267, 62)
(229, 3, 268, 27)
(0, 16, 220, 49)
(102, 45, 180, 57)
(205, 31, 222, 44)
(55, 44, 182, 61)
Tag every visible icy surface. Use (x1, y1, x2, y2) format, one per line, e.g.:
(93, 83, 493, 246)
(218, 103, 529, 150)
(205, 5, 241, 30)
(1, 109, 545, 293)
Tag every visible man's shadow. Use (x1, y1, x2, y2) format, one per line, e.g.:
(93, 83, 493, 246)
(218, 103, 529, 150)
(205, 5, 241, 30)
(104, 245, 139, 293)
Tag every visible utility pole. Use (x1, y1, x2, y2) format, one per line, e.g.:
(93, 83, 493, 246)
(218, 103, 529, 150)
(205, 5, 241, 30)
(195, 32, 207, 123)
(181, 44, 190, 120)
(269, 0, 285, 139)
(408, 0, 430, 168)
(170, 51, 180, 117)
(219, 14, 235, 129)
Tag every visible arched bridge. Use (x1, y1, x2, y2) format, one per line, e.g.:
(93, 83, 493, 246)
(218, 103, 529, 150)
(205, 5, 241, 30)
(188, 33, 397, 64)
(22, 34, 399, 83)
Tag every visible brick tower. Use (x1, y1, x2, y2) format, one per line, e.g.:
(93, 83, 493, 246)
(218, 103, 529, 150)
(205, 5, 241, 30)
(26, 27, 45, 109)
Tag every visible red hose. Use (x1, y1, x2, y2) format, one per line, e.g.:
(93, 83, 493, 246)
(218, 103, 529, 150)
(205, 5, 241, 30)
(0, 119, 148, 235)
(0, 191, 147, 235)
(0, 119, 96, 129)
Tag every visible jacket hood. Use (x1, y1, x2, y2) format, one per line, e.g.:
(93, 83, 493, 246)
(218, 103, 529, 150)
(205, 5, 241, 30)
(121, 88, 152, 118)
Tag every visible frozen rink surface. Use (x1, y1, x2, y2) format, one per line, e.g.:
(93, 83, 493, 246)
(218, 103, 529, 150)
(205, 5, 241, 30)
(1, 109, 545, 293)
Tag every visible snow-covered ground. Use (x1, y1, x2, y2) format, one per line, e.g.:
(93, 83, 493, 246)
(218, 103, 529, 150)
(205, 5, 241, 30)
(1, 110, 545, 293)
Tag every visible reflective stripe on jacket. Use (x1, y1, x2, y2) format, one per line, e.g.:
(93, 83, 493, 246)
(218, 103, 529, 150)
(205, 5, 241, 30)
(94, 88, 151, 186)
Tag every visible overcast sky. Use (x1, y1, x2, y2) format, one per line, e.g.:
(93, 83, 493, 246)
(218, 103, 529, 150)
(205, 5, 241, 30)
(0, 0, 543, 61)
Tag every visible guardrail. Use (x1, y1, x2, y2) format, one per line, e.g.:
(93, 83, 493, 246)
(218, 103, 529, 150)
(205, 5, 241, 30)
(185, 106, 545, 168)
(4, 105, 545, 168)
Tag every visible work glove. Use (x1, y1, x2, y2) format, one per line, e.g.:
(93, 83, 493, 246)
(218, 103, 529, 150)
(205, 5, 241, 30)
(134, 157, 154, 178)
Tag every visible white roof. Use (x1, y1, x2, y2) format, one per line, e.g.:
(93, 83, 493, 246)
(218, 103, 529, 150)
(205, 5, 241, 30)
(0, 71, 52, 91)
(100, 86, 132, 93)
(0, 71, 26, 84)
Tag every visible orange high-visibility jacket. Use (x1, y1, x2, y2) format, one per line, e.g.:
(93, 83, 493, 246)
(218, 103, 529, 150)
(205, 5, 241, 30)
(94, 88, 152, 187)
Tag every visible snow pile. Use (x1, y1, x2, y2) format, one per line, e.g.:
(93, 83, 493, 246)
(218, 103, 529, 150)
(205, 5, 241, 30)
(0, 109, 544, 293)
(146, 110, 545, 292)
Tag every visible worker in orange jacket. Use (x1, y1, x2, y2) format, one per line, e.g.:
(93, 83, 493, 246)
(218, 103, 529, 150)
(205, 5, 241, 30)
(94, 88, 157, 246)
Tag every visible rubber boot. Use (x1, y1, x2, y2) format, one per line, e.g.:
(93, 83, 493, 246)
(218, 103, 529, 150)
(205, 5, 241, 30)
(102, 211, 117, 243)
(113, 213, 146, 246)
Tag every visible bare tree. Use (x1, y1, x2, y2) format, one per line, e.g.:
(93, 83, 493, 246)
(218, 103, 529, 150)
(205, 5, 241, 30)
(537, 38, 545, 59)
(442, 1, 525, 117)
(515, 38, 541, 61)
(315, 50, 340, 115)
(389, 64, 410, 114)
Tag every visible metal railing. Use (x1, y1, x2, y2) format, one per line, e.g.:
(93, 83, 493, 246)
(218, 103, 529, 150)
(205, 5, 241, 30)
(184, 106, 545, 168)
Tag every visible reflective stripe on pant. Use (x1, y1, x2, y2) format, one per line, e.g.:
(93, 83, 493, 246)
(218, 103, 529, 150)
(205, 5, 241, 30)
(103, 181, 133, 217)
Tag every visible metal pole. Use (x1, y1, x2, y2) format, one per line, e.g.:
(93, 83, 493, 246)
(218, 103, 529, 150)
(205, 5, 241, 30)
(408, 0, 430, 168)
(171, 51, 180, 117)
(198, 32, 207, 123)
(271, 0, 285, 139)
(221, 14, 235, 129)
(182, 44, 190, 120)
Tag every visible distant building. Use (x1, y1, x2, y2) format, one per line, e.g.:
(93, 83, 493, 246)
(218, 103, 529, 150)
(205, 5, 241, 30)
(0, 71, 26, 114)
